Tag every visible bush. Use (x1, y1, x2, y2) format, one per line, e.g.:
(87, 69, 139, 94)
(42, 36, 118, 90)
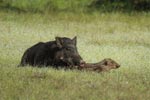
(90, 0, 150, 12)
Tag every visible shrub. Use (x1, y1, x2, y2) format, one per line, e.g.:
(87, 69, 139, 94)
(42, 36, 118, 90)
(90, 0, 150, 12)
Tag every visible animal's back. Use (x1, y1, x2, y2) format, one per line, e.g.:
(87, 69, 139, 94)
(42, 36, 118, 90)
(19, 42, 45, 66)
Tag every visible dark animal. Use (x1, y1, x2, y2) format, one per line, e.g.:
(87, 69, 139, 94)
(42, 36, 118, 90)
(19, 36, 84, 68)
(78, 58, 120, 72)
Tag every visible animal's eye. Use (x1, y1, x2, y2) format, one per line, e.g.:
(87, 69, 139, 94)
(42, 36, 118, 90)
(104, 62, 108, 65)
(66, 48, 70, 50)
(66, 47, 72, 51)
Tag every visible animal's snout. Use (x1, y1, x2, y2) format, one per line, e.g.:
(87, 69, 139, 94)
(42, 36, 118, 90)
(116, 64, 120, 68)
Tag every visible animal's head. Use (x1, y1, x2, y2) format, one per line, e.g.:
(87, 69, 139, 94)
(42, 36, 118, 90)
(101, 58, 120, 69)
(54, 36, 84, 66)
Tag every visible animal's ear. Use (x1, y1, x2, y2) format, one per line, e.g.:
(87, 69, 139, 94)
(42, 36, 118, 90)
(55, 37, 63, 48)
(72, 36, 77, 45)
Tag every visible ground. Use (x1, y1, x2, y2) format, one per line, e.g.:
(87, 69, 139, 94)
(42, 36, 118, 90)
(0, 11, 150, 100)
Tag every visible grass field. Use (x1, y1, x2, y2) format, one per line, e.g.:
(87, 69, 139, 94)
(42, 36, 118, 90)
(0, 11, 150, 100)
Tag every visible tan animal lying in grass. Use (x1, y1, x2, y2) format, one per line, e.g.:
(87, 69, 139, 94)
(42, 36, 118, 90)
(78, 58, 120, 72)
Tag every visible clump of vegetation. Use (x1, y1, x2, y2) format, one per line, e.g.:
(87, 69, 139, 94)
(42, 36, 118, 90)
(0, 0, 93, 12)
(0, 0, 149, 13)
(90, 0, 150, 12)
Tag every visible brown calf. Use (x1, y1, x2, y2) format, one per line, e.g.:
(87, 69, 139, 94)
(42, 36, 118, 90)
(78, 58, 120, 72)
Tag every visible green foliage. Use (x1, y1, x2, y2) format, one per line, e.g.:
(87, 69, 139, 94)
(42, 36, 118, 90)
(0, 0, 52, 12)
(50, 0, 93, 11)
(90, 0, 150, 12)
(0, 0, 94, 12)
(0, 0, 149, 13)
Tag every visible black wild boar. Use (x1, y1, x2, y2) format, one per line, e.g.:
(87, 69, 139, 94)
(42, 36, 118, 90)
(19, 37, 84, 68)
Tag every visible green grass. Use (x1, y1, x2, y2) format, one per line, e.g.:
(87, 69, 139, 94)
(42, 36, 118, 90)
(0, 11, 150, 100)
